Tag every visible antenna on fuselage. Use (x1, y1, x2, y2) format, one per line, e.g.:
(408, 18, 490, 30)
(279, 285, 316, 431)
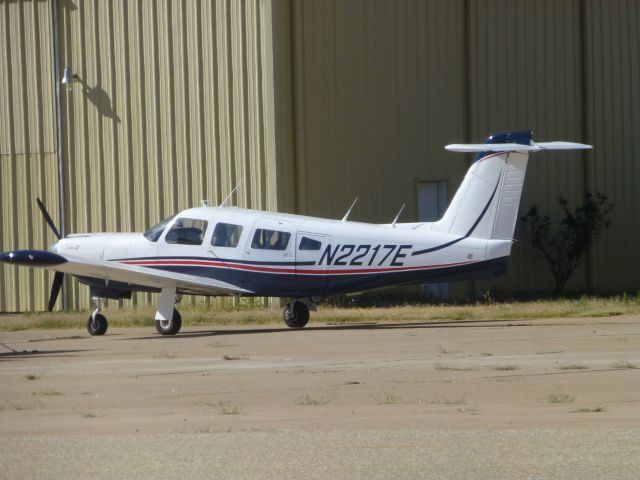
(341, 197, 359, 222)
(219, 179, 244, 208)
(391, 203, 406, 228)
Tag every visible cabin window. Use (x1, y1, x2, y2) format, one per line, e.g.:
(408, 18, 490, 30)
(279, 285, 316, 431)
(251, 229, 291, 251)
(211, 223, 243, 248)
(299, 236, 322, 251)
(165, 218, 208, 245)
(143, 215, 176, 242)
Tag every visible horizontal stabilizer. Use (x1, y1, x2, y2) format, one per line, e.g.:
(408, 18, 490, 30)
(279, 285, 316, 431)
(445, 141, 592, 153)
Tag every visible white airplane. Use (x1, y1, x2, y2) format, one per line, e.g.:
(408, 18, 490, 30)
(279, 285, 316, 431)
(0, 131, 591, 336)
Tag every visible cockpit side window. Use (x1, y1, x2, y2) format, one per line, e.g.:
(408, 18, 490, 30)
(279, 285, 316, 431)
(211, 223, 243, 247)
(165, 218, 208, 246)
(299, 236, 322, 251)
(251, 229, 291, 251)
(143, 215, 176, 242)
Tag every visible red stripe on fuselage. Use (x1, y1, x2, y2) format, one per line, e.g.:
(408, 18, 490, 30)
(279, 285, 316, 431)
(119, 258, 477, 275)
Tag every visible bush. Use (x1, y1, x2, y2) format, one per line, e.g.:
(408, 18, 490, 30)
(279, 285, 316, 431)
(519, 192, 613, 293)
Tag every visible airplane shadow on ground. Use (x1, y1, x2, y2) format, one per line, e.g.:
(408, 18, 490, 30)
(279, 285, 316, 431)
(122, 319, 534, 341)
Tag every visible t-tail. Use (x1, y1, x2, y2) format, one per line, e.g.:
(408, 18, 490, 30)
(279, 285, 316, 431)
(430, 131, 591, 242)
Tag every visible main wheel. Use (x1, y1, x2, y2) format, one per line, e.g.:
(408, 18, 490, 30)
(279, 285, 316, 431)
(155, 309, 182, 335)
(87, 314, 108, 336)
(283, 301, 310, 328)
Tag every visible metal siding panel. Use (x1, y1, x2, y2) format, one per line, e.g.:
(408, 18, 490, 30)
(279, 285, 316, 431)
(469, 0, 585, 294)
(586, 0, 640, 292)
(0, 0, 57, 312)
(1, 0, 276, 311)
(294, 0, 467, 225)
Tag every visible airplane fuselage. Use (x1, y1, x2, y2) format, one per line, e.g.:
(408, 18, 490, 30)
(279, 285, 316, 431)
(54, 207, 511, 298)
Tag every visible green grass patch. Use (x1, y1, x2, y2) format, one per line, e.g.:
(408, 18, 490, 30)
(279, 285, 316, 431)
(216, 401, 241, 415)
(493, 364, 519, 371)
(546, 392, 576, 404)
(611, 360, 638, 370)
(558, 364, 589, 370)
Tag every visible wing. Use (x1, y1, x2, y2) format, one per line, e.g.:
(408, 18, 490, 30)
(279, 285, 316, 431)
(0, 250, 251, 295)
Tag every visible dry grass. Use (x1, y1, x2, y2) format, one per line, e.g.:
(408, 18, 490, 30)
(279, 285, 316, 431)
(374, 392, 403, 405)
(432, 394, 467, 405)
(571, 405, 606, 413)
(295, 393, 334, 406)
(31, 389, 62, 396)
(611, 360, 638, 370)
(434, 363, 477, 372)
(222, 354, 249, 361)
(1, 295, 639, 331)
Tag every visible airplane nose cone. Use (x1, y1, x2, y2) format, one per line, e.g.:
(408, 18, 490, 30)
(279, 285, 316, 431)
(0, 250, 67, 267)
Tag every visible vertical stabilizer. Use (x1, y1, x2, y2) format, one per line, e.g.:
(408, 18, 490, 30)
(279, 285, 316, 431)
(431, 131, 591, 242)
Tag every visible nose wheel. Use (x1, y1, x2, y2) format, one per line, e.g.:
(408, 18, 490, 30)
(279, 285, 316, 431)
(87, 298, 108, 336)
(283, 300, 310, 328)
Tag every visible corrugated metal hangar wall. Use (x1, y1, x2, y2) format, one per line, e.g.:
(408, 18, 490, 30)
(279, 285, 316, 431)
(1, 0, 638, 311)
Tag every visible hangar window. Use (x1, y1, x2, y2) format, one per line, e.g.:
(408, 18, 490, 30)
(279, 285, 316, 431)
(143, 215, 176, 242)
(211, 223, 243, 248)
(299, 236, 322, 251)
(165, 218, 208, 246)
(251, 229, 291, 251)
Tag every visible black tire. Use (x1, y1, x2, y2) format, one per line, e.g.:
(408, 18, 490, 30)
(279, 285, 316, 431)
(155, 309, 182, 335)
(87, 314, 108, 336)
(283, 301, 310, 328)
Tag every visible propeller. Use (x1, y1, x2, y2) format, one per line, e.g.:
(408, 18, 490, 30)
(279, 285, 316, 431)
(37, 198, 62, 240)
(36, 198, 64, 311)
(48, 272, 64, 312)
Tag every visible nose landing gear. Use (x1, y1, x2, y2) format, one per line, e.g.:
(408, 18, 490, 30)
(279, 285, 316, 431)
(87, 297, 108, 336)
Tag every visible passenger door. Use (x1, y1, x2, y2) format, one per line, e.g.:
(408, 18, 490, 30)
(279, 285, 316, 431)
(295, 232, 328, 296)
(243, 220, 297, 294)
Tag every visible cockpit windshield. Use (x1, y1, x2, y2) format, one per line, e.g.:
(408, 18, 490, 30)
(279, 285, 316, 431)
(143, 215, 176, 242)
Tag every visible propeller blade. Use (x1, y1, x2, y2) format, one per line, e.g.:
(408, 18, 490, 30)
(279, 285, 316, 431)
(48, 272, 64, 312)
(36, 198, 62, 240)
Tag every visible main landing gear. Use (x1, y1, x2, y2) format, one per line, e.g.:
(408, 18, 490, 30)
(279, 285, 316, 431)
(154, 287, 182, 336)
(155, 308, 182, 335)
(283, 299, 316, 328)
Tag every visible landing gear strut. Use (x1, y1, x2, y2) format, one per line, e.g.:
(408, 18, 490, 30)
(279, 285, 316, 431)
(283, 300, 312, 328)
(87, 297, 108, 336)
